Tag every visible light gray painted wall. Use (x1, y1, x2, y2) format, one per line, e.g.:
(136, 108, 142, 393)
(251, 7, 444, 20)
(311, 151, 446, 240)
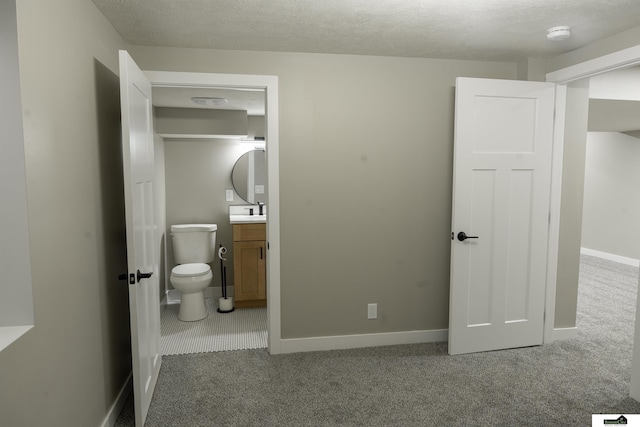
(155, 107, 248, 136)
(516, 57, 547, 82)
(0, 1, 130, 426)
(581, 132, 640, 260)
(590, 66, 640, 101)
(248, 115, 266, 139)
(130, 45, 518, 339)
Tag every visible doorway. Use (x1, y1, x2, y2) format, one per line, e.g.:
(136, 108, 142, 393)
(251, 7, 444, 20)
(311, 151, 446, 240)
(544, 45, 640, 399)
(154, 85, 268, 354)
(144, 70, 282, 355)
(577, 67, 640, 368)
(580, 66, 640, 269)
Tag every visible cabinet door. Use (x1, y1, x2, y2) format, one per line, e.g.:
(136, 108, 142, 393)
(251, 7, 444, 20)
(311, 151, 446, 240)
(234, 240, 266, 301)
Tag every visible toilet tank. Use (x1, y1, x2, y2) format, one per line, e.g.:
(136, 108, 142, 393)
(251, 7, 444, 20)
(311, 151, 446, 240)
(171, 224, 217, 264)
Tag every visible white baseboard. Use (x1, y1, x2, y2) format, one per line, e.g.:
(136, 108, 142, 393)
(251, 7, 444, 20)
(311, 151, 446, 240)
(581, 247, 639, 267)
(553, 327, 578, 341)
(279, 329, 448, 354)
(166, 286, 235, 304)
(101, 373, 132, 427)
(279, 326, 580, 354)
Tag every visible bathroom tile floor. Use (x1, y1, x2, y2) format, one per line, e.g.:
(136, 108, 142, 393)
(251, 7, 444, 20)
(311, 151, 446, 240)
(161, 298, 267, 355)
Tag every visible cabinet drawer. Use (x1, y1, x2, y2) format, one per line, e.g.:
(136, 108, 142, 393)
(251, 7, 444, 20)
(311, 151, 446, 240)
(233, 223, 266, 241)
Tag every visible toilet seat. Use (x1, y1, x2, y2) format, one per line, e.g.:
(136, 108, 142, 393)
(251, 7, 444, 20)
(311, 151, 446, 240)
(171, 263, 210, 278)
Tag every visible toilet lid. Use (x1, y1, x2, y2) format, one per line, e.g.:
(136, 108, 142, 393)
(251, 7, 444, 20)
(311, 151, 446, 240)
(172, 263, 210, 277)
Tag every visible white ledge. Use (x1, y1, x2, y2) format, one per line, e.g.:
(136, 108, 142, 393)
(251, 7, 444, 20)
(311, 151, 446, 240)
(0, 325, 34, 352)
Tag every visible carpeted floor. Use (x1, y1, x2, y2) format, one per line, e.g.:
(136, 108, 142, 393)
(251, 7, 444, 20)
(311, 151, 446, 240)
(116, 254, 640, 426)
(161, 300, 267, 355)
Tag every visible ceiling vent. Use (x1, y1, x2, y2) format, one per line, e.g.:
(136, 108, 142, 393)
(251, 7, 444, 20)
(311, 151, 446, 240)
(191, 97, 228, 107)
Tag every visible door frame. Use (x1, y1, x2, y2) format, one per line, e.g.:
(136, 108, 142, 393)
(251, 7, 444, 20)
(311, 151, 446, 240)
(144, 70, 282, 354)
(543, 45, 640, 344)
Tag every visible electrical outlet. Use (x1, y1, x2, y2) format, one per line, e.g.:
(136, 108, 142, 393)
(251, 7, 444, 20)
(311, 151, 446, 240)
(226, 189, 234, 202)
(368, 303, 377, 320)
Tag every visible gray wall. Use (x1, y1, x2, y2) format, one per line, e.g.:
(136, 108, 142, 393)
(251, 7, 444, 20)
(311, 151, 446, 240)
(0, 1, 130, 426)
(155, 107, 249, 137)
(130, 46, 518, 338)
(581, 132, 640, 260)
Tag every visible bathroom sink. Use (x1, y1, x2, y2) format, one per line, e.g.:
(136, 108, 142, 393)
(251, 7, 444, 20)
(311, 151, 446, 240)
(229, 214, 266, 224)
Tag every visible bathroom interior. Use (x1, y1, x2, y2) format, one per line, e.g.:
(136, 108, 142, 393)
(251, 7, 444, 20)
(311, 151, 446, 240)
(152, 85, 268, 355)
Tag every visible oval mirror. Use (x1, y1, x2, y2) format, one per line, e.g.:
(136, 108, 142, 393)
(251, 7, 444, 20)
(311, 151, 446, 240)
(231, 149, 267, 204)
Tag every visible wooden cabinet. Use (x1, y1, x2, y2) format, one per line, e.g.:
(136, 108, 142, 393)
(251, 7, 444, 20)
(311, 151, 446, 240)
(233, 223, 266, 308)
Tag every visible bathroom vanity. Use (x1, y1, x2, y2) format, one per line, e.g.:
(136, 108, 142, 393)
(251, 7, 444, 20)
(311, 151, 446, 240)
(228, 147, 267, 308)
(232, 222, 267, 308)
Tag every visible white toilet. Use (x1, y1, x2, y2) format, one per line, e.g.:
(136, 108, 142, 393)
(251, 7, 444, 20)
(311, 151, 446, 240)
(170, 224, 217, 321)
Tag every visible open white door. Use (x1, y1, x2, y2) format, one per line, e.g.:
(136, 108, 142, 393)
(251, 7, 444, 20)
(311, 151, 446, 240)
(119, 50, 162, 425)
(449, 77, 556, 355)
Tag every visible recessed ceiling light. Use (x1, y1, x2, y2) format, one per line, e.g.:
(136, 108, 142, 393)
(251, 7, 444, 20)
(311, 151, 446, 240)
(191, 97, 228, 107)
(547, 26, 571, 41)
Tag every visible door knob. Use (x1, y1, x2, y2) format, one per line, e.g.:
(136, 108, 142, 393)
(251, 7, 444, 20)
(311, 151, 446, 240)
(136, 269, 153, 282)
(457, 231, 479, 242)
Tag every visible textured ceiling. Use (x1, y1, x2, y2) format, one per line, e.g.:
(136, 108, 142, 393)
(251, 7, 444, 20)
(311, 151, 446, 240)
(92, 0, 640, 61)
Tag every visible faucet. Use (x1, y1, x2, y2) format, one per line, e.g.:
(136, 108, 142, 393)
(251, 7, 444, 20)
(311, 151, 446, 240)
(258, 202, 265, 216)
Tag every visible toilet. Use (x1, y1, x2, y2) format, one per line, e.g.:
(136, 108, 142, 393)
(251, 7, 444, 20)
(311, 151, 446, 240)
(170, 224, 217, 321)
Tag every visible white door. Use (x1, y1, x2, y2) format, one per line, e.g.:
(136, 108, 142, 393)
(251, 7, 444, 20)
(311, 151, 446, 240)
(448, 77, 556, 355)
(119, 50, 162, 425)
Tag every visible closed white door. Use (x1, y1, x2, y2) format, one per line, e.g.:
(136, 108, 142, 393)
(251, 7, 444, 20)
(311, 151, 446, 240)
(119, 50, 162, 425)
(448, 77, 556, 355)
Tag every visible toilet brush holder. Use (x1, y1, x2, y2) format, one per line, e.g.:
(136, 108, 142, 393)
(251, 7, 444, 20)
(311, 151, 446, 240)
(217, 245, 234, 313)
(217, 297, 234, 313)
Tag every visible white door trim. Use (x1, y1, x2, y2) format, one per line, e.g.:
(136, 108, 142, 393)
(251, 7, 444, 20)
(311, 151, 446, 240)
(143, 70, 282, 355)
(542, 84, 567, 344)
(544, 46, 640, 346)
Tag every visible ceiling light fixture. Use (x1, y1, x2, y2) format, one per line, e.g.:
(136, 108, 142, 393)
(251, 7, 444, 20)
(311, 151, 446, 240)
(191, 97, 228, 107)
(547, 26, 571, 41)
